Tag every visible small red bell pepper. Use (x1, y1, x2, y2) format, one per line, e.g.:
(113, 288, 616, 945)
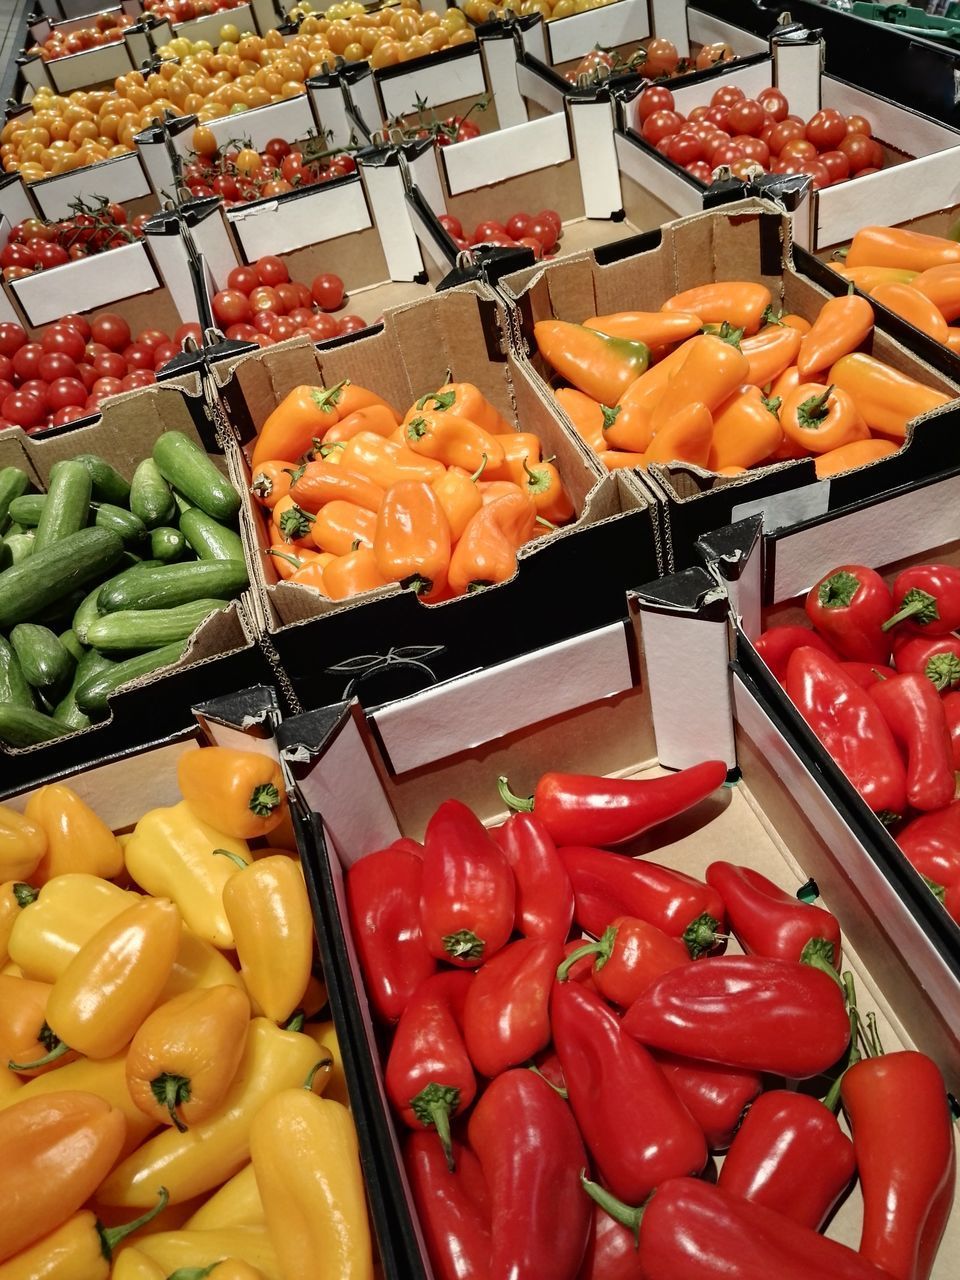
(556, 916, 691, 1007)
(942, 690, 960, 767)
(705, 861, 842, 967)
(577, 1205, 644, 1280)
(842, 1050, 956, 1280)
(621, 954, 850, 1079)
(498, 760, 727, 847)
(896, 800, 960, 887)
(468, 1069, 591, 1280)
(346, 841, 437, 1023)
(884, 563, 960, 636)
(893, 632, 960, 691)
(493, 813, 574, 942)
(842, 661, 897, 687)
(786, 647, 908, 817)
(403, 1130, 491, 1280)
(462, 938, 561, 1078)
(420, 799, 516, 967)
(805, 564, 894, 664)
(717, 1090, 856, 1231)
(652, 1052, 762, 1152)
(869, 673, 957, 812)
(581, 1175, 895, 1280)
(385, 970, 476, 1170)
(753, 624, 839, 683)
(551, 981, 707, 1203)
(559, 846, 725, 949)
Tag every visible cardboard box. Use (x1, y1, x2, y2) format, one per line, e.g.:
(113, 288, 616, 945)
(277, 591, 960, 1280)
(499, 201, 960, 571)
(211, 283, 661, 708)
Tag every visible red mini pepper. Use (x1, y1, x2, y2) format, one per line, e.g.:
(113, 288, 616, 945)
(786, 647, 908, 817)
(753, 625, 839, 683)
(403, 1130, 491, 1280)
(869, 673, 957, 812)
(385, 970, 476, 1170)
(842, 661, 897, 687)
(897, 800, 960, 888)
(652, 1052, 762, 1152)
(498, 760, 727, 847)
(577, 1205, 644, 1280)
(559, 846, 725, 949)
(705, 861, 842, 967)
(462, 938, 561, 1078)
(556, 916, 690, 1006)
(718, 1090, 856, 1231)
(622, 954, 851, 1078)
(551, 981, 707, 1203)
(468, 1069, 591, 1280)
(805, 564, 894, 664)
(346, 841, 436, 1023)
(943, 691, 960, 767)
(884, 564, 960, 636)
(893, 631, 960, 690)
(420, 800, 515, 967)
(493, 813, 574, 942)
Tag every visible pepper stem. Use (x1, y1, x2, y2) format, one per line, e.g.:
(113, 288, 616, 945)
(249, 781, 281, 817)
(410, 1082, 460, 1171)
(12, 882, 38, 907)
(882, 587, 939, 632)
(797, 385, 834, 428)
(682, 912, 724, 959)
(527, 1061, 568, 1098)
(580, 1172, 645, 1245)
(822, 970, 862, 1112)
(469, 454, 488, 482)
(557, 926, 617, 982)
(497, 774, 534, 812)
(99, 1186, 170, 1260)
(303, 1058, 334, 1091)
(213, 848, 249, 869)
(151, 1073, 191, 1132)
(800, 937, 842, 987)
(285, 1010, 306, 1032)
(925, 652, 960, 690)
(442, 929, 485, 962)
(8, 1035, 71, 1071)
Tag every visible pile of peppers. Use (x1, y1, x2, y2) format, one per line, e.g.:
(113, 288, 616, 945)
(758, 559, 960, 924)
(248, 376, 576, 601)
(0, 746, 374, 1280)
(348, 763, 956, 1280)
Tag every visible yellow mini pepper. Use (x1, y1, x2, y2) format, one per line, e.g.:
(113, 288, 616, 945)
(178, 747, 286, 841)
(129, 1228, 280, 1280)
(185, 1164, 264, 1231)
(162, 928, 245, 1003)
(8, 875, 136, 983)
(24, 786, 123, 885)
(124, 804, 251, 950)
(0, 809, 45, 883)
(109, 1250, 164, 1280)
(304, 1020, 349, 1108)
(0, 974, 76, 1077)
(0, 882, 37, 971)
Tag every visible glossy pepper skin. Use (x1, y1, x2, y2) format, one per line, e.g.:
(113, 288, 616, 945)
(7, 874, 134, 982)
(250, 382, 346, 469)
(885, 563, 960, 636)
(0, 973, 76, 1077)
(576, 1205, 644, 1280)
(288, 460, 384, 514)
(896, 799, 960, 888)
(128, 1228, 278, 1278)
(177, 748, 285, 841)
(718, 1090, 856, 1230)
(403, 1131, 491, 1280)
(533, 320, 650, 404)
(500, 760, 727, 847)
(0, 1091, 126, 1263)
(0, 881, 35, 969)
(705, 861, 842, 966)
(468, 1069, 591, 1280)
(797, 293, 875, 378)
(805, 564, 894, 663)
(552, 981, 706, 1203)
(661, 281, 772, 334)
(346, 842, 436, 1024)
(185, 1163, 264, 1230)
(404, 411, 505, 472)
(0, 808, 45, 882)
(622, 954, 850, 1078)
(24, 785, 123, 885)
(829, 352, 950, 439)
(420, 800, 515, 968)
(447, 492, 536, 595)
(652, 1052, 761, 1152)
(462, 938, 561, 1078)
(869, 674, 957, 812)
(893, 632, 960, 691)
(557, 915, 690, 1007)
(373, 481, 452, 602)
(842, 1051, 955, 1280)
(493, 813, 574, 942)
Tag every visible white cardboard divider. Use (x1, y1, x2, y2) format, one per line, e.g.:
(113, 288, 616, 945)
(227, 180, 372, 260)
(479, 31, 531, 131)
(405, 142, 447, 219)
(19, 56, 53, 93)
(570, 98, 623, 219)
(125, 27, 156, 67)
(188, 207, 239, 291)
(308, 80, 354, 150)
(0, 181, 37, 231)
(170, 96, 317, 157)
(649, 0, 690, 58)
(372, 622, 634, 775)
(250, 0, 281, 39)
(441, 111, 570, 194)
(515, 59, 566, 115)
(47, 41, 131, 94)
(520, 15, 549, 60)
(687, 6, 769, 54)
(172, 4, 257, 45)
(546, 0, 651, 65)
(30, 153, 150, 221)
(772, 37, 822, 123)
(614, 130, 703, 219)
(145, 228, 202, 327)
(347, 70, 383, 138)
(731, 480, 831, 539)
(358, 159, 426, 282)
(9, 240, 159, 327)
(0, 215, 20, 327)
(670, 57, 771, 113)
(136, 133, 178, 202)
(377, 50, 487, 120)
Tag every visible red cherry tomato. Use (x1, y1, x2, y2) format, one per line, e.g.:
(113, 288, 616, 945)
(709, 140, 747, 168)
(338, 315, 368, 335)
(51, 404, 87, 426)
(47, 376, 87, 410)
(76, 364, 99, 391)
(253, 311, 278, 336)
(644, 37, 679, 78)
(2, 390, 45, 428)
(275, 282, 301, 314)
(635, 84, 675, 124)
(93, 351, 127, 379)
(92, 376, 123, 398)
(516, 236, 543, 259)
(685, 160, 714, 184)
(37, 352, 78, 383)
(123, 343, 153, 370)
(59, 314, 91, 341)
(263, 138, 292, 161)
(819, 150, 850, 182)
(90, 313, 131, 352)
(757, 87, 789, 122)
(734, 136, 771, 167)
(641, 110, 684, 145)
(174, 322, 203, 347)
(0, 324, 26, 357)
(853, 167, 881, 178)
(472, 220, 508, 243)
(12, 344, 43, 382)
(272, 316, 298, 342)
(780, 138, 818, 163)
(136, 329, 169, 352)
(0, 356, 12, 382)
(255, 256, 289, 286)
(35, 243, 70, 269)
(725, 99, 766, 137)
(153, 341, 179, 368)
(438, 214, 464, 239)
(227, 266, 258, 294)
(213, 290, 253, 326)
(767, 119, 806, 154)
(665, 132, 703, 166)
(121, 370, 156, 390)
(804, 160, 832, 190)
(506, 212, 532, 240)
(527, 217, 558, 252)
(311, 273, 345, 311)
(0, 379, 14, 404)
(309, 313, 341, 341)
(838, 132, 876, 174)
(249, 286, 283, 314)
(805, 109, 847, 151)
(846, 114, 873, 137)
(41, 325, 86, 362)
(711, 85, 745, 109)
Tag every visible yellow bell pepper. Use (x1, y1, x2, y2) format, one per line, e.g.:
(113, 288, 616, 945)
(8, 875, 136, 982)
(24, 786, 123, 885)
(124, 804, 251, 949)
(108, 1249, 164, 1280)
(251, 1079, 373, 1280)
(304, 1020, 349, 1107)
(128, 1228, 280, 1280)
(43, 898, 181, 1061)
(0, 974, 77, 1076)
(220, 855, 313, 1023)
(0, 1190, 168, 1280)
(97, 1018, 321, 1207)
(185, 1164, 264, 1231)
(178, 747, 286, 841)
(0, 809, 45, 883)
(126, 985, 250, 1131)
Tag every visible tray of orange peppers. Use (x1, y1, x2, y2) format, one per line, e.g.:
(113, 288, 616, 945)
(247, 378, 577, 602)
(0, 746, 376, 1279)
(535, 280, 954, 479)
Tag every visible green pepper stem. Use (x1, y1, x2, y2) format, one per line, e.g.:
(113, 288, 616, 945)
(249, 781, 280, 817)
(557, 926, 617, 982)
(682, 913, 724, 959)
(580, 1172, 645, 1244)
(8, 1038, 71, 1071)
(882, 588, 939, 632)
(497, 775, 534, 812)
(411, 1082, 460, 1172)
(99, 1186, 169, 1259)
(285, 1010, 306, 1032)
(212, 848, 248, 869)
(527, 1061, 568, 1098)
(469, 454, 488, 482)
(800, 937, 843, 988)
(822, 970, 862, 1112)
(303, 1058, 334, 1091)
(12, 882, 38, 908)
(152, 1073, 190, 1133)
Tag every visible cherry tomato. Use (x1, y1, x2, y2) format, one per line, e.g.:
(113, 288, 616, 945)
(275, 282, 301, 313)
(213, 289, 253, 327)
(47, 376, 87, 409)
(527, 217, 558, 252)
(644, 37, 679, 77)
(819, 150, 850, 183)
(854, 167, 881, 178)
(12, 344, 43, 382)
(726, 99, 766, 137)
(838, 132, 875, 174)
(846, 114, 873, 137)
(250, 286, 283, 314)
(712, 85, 746, 109)
(91, 313, 131, 352)
(84, 341, 109, 363)
(264, 138, 292, 162)
(92, 376, 123, 398)
(534, 210, 562, 238)
(51, 404, 87, 427)
(281, 153, 305, 184)
(665, 132, 702, 166)
(122, 370, 156, 390)
(226, 266, 258, 294)
(805, 109, 847, 152)
(3, 389, 45, 428)
(758, 88, 789, 122)
(710, 141, 748, 168)
(338, 315, 368, 335)
(93, 351, 127, 379)
(642, 110, 684, 145)
(223, 325, 259, 343)
(734, 135, 771, 167)
(516, 236, 542, 259)
(76, 364, 99, 392)
(780, 138, 818, 163)
(703, 105, 732, 132)
(41, 325, 86, 362)
(804, 160, 832, 190)
(438, 213, 464, 239)
(0, 356, 12, 383)
(60, 314, 91, 341)
(174, 322, 203, 347)
(506, 212, 532, 240)
(311, 273, 345, 310)
(767, 119, 806, 154)
(255, 256, 289, 286)
(35, 243, 70, 269)
(0, 324, 26, 358)
(472, 220, 508, 243)
(38, 351, 78, 382)
(136, 329, 168, 353)
(123, 343, 153, 370)
(0, 379, 13, 404)
(310, 313, 341, 341)
(635, 85, 675, 125)
(253, 311, 278, 336)
(153, 342, 179, 369)
(685, 161, 714, 184)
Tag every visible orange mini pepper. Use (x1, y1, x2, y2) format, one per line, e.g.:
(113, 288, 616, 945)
(813, 438, 899, 478)
(661, 282, 772, 335)
(340, 433, 445, 489)
(769, 363, 801, 402)
(797, 293, 876, 379)
(290, 559, 333, 592)
(306, 502, 377, 556)
(323, 548, 390, 601)
(448, 492, 537, 595)
(946, 328, 960, 355)
(780, 382, 869, 454)
(478, 481, 527, 505)
(554, 389, 613, 455)
(519, 460, 575, 525)
(270, 496, 314, 550)
(250, 461, 296, 511)
(870, 282, 950, 343)
(404, 411, 506, 472)
(832, 264, 918, 293)
(0, 882, 34, 969)
(484, 433, 543, 484)
(0, 974, 77, 1077)
(321, 404, 398, 445)
(327, 383, 401, 424)
(432, 467, 483, 542)
(910, 264, 960, 323)
(584, 310, 701, 347)
(289, 461, 384, 514)
(404, 382, 511, 436)
(844, 225, 960, 272)
(0, 811, 44, 886)
(828, 352, 952, 439)
(178, 747, 285, 841)
(251, 383, 347, 469)
(373, 482, 451, 601)
(601, 343, 693, 453)
(24, 785, 123, 887)
(533, 321, 650, 404)
(266, 546, 328, 581)
(781, 313, 812, 334)
(649, 334, 749, 433)
(645, 402, 714, 468)
(741, 324, 802, 387)
(602, 452, 644, 470)
(708, 386, 784, 471)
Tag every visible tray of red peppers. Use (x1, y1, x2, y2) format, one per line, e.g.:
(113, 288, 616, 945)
(754, 559, 960, 927)
(303, 758, 957, 1280)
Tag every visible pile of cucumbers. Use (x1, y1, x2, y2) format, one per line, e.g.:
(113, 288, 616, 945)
(0, 430, 248, 747)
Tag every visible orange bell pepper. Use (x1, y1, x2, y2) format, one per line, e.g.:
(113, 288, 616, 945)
(519, 460, 575, 525)
(780, 382, 869, 454)
(661, 282, 772, 335)
(404, 411, 505, 472)
(432, 467, 483, 542)
(251, 383, 347, 469)
(741, 324, 802, 386)
(0, 974, 77, 1077)
(832, 264, 918, 293)
(178, 747, 285, 841)
(373, 482, 452, 602)
(327, 383, 401, 424)
(404, 382, 511, 436)
(649, 334, 749, 433)
(0, 882, 34, 969)
(0, 809, 45, 883)
(250, 461, 296, 511)
(602, 343, 692, 453)
(584, 310, 701, 347)
(270, 496, 314, 550)
(321, 404, 398, 445)
(0, 1091, 126, 1263)
(533, 320, 650, 404)
(844, 225, 960, 272)
(448, 492, 537, 595)
(813, 438, 899, 478)
(870, 281, 950, 343)
(707, 386, 784, 471)
(910, 263, 960, 323)
(797, 293, 875, 380)
(828, 352, 952, 439)
(645, 402, 714, 468)
(484, 434, 543, 485)
(554, 389, 612, 455)
(323, 548, 389, 600)
(24, 785, 123, 886)
(305, 502, 377, 556)
(340, 432, 445, 489)
(289, 462, 384, 514)
(266, 546, 328, 581)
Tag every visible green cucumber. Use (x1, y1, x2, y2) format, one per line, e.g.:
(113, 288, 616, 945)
(58, 629, 85, 664)
(97, 559, 248, 614)
(153, 432, 241, 523)
(0, 467, 29, 530)
(52, 648, 112, 729)
(0, 703, 67, 746)
(11, 623, 74, 692)
(73, 455, 131, 505)
(172, 491, 193, 516)
(4, 532, 34, 565)
(72, 558, 163, 644)
(179, 509, 245, 561)
(33, 461, 92, 554)
(0, 636, 34, 709)
(86, 598, 227, 653)
(75, 640, 188, 713)
(0, 528, 124, 628)
(150, 527, 186, 562)
(8, 495, 46, 528)
(94, 504, 147, 545)
(130, 459, 176, 529)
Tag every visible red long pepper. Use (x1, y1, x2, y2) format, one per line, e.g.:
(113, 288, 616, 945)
(403, 1131, 491, 1280)
(753, 623, 839, 683)
(577, 1205, 643, 1280)
(556, 916, 690, 1007)
(717, 1090, 856, 1230)
(461, 938, 560, 1078)
(652, 1052, 762, 1151)
(705, 861, 842, 966)
(884, 563, 960, 635)
(896, 800, 960, 888)
(468, 1069, 591, 1280)
(842, 661, 897, 687)
(805, 563, 894, 664)
(893, 632, 960, 691)
(943, 690, 960, 767)
(346, 841, 436, 1023)
(869, 673, 957, 812)
(498, 760, 727, 847)
(493, 812, 574, 941)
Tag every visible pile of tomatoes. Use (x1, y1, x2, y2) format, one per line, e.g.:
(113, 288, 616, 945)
(564, 37, 736, 85)
(438, 209, 562, 259)
(0, 202, 149, 281)
(286, 0, 474, 70)
(211, 256, 365, 346)
(143, 0, 250, 25)
(181, 129, 357, 204)
(635, 84, 885, 189)
(28, 11, 134, 62)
